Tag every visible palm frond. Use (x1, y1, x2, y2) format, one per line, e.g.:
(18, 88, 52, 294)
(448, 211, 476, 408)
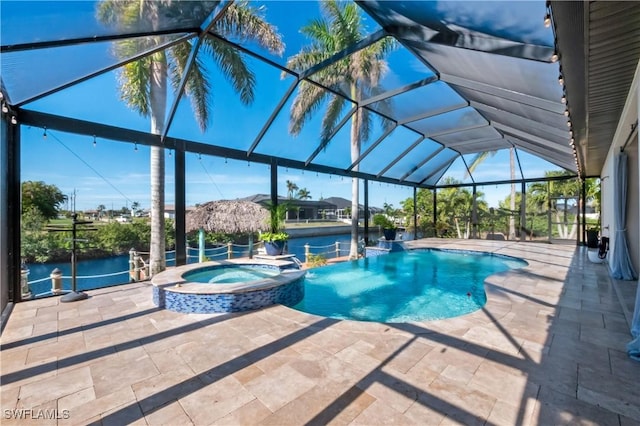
(290, 81, 331, 136)
(118, 58, 151, 116)
(168, 41, 211, 131)
(321, 95, 348, 143)
(467, 151, 497, 174)
(300, 19, 336, 52)
(202, 37, 255, 105)
(216, 1, 285, 55)
(322, 0, 361, 47)
(184, 56, 211, 132)
(285, 47, 331, 74)
(360, 107, 373, 143)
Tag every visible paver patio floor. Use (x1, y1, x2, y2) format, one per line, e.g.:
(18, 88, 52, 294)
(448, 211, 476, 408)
(2, 239, 639, 425)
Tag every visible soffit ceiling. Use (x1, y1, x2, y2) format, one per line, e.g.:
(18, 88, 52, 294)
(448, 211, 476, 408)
(551, 1, 640, 176)
(1, 1, 637, 186)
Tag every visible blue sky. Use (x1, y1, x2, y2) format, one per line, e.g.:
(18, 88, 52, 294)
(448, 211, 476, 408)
(14, 0, 563, 212)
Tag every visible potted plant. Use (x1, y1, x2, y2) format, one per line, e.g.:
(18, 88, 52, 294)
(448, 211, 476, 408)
(373, 213, 397, 241)
(260, 202, 289, 255)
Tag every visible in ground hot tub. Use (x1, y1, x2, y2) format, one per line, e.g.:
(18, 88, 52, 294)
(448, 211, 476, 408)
(151, 258, 305, 314)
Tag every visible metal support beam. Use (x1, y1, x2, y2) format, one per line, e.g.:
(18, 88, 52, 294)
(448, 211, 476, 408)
(360, 75, 439, 107)
(418, 157, 456, 186)
(364, 179, 369, 246)
(413, 187, 417, 240)
(442, 74, 564, 113)
(399, 146, 444, 181)
(162, 1, 232, 141)
(270, 158, 278, 209)
(376, 136, 424, 178)
(15, 34, 196, 108)
(472, 185, 478, 239)
(1, 116, 20, 309)
(18, 108, 421, 188)
(248, 79, 299, 156)
(433, 188, 438, 238)
(299, 29, 387, 81)
(581, 178, 586, 246)
(347, 124, 396, 172)
(305, 106, 357, 166)
(174, 145, 186, 266)
(520, 181, 526, 242)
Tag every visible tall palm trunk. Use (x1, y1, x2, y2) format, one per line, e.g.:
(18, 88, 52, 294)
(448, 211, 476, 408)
(349, 104, 362, 259)
(509, 147, 516, 240)
(149, 52, 167, 275)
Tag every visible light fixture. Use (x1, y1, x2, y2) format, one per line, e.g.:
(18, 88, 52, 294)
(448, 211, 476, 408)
(168, 149, 172, 157)
(225, 157, 228, 164)
(11, 116, 17, 125)
(93, 135, 97, 147)
(134, 142, 138, 151)
(561, 95, 567, 104)
(570, 138, 575, 145)
(567, 120, 571, 127)
(0, 92, 4, 100)
(569, 130, 573, 136)
(544, 13, 551, 28)
(43, 127, 47, 139)
(558, 74, 564, 85)
(551, 52, 559, 63)
(564, 108, 569, 117)
(198, 153, 202, 160)
(1, 103, 8, 114)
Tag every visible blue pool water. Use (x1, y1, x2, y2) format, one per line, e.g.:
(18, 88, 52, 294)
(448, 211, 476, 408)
(292, 249, 527, 323)
(183, 266, 280, 284)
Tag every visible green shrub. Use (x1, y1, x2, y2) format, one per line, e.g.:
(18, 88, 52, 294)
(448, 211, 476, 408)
(307, 253, 327, 267)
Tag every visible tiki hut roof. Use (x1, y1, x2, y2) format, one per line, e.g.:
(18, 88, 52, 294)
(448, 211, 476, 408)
(185, 200, 269, 234)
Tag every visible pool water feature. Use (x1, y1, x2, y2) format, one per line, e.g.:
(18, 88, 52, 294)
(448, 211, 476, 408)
(292, 249, 527, 323)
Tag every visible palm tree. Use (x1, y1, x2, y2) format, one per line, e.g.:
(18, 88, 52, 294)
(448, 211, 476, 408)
(285, 0, 395, 259)
(297, 188, 311, 200)
(97, 1, 283, 275)
(130, 201, 140, 217)
(527, 171, 582, 239)
(96, 204, 106, 220)
(467, 148, 517, 239)
(286, 180, 299, 199)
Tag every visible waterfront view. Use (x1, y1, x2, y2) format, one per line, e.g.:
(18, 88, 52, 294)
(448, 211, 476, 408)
(24, 232, 383, 297)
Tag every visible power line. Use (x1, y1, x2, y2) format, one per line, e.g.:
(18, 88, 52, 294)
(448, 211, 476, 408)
(198, 155, 225, 199)
(49, 131, 134, 206)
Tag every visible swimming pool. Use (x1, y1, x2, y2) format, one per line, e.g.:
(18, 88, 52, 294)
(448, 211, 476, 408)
(292, 249, 527, 323)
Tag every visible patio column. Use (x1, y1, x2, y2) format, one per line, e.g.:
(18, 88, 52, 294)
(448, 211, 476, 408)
(433, 188, 437, 237)
(174, 145, 186, 266)
(0, 115, 21, 309)
(364, 179, 369, 245)
(471, 185, 478, 239)
(413, 187, 418, 240)
(581, 179, 587, 245)
(520, 181, 526, 242)
(270, 158, 278, 208)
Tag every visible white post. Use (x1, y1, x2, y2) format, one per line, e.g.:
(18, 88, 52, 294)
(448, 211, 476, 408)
(198, 228, 205, 263)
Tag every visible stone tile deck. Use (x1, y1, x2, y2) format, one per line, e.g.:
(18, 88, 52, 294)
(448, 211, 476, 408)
(1, 239, 639, 425)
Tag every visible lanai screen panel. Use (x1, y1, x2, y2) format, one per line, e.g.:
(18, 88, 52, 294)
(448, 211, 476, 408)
(1, 0, 581, 189)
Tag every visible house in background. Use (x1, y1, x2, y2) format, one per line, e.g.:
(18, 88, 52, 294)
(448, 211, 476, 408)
(240, 194, 337, 221)
(322, 197, 382, 222)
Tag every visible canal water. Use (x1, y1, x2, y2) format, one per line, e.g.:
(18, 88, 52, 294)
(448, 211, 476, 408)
(25, 232, 384, 297)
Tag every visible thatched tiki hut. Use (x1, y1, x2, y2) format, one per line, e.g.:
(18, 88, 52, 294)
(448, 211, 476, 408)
(186, 200, 269, 261)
